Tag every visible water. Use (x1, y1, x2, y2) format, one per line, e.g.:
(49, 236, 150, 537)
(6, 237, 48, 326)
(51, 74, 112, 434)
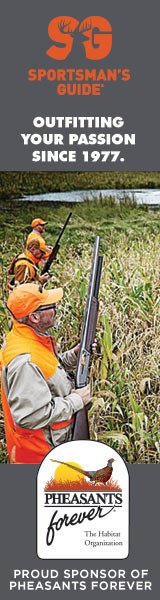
(20, 188, 160, 207)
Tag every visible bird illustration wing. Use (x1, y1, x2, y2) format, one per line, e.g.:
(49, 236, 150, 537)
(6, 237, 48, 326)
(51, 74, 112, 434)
(95, 466, 113, 481)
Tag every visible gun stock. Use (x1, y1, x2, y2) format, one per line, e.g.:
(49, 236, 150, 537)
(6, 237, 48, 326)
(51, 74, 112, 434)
(72, 405, 91, 441)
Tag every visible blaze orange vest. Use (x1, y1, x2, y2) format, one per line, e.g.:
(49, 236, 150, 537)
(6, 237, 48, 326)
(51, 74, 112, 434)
(1, 321, 74, 464)
(14, 250, 38, 280)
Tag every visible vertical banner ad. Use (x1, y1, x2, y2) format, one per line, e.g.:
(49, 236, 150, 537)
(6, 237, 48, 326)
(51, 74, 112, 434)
(0, 1, 160, 598)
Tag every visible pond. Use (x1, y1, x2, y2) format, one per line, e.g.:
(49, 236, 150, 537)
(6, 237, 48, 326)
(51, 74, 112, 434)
(20, 188, 160, 207)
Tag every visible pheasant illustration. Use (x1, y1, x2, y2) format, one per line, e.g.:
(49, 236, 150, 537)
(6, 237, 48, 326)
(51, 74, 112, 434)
(50, 458, 115, 484)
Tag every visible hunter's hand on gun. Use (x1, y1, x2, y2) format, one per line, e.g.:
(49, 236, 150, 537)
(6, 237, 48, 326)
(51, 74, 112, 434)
(39, 273, 50, 285)
(72, 384, 91, 406)
(73, 340, 97, 356)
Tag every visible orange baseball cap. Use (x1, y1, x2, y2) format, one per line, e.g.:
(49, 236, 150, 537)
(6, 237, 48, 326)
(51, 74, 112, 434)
(31, 218, 48, 227)
(7, 283, 63, 320)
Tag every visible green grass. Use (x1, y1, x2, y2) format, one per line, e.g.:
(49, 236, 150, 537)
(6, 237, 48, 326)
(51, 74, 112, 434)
(0, 196, 160, 464)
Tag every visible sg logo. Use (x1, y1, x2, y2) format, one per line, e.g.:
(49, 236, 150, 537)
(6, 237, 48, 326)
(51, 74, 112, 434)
(46, 16, 112, 61)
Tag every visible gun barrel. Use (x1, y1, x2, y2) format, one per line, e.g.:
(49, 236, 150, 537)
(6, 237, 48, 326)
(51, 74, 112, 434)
(94, 255, 103, 299)
(75, 237, 103, 389)
(55, 211, 72, 246)
(73, 236, 103, 439)
(79, 236, 100, 346)
(41, 212, 72, 274)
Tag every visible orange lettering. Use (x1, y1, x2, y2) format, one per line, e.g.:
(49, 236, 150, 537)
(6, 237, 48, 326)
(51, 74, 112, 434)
(80, 16, 112, 60)
(46, 16, 79, 60)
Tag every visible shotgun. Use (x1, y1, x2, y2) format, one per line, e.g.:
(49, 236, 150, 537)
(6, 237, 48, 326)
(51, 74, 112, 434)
(41, 212, 72, 275)
(72, 236, 103, 440)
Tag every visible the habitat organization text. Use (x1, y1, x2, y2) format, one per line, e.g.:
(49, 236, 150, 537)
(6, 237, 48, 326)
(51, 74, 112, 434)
(20, 115, 135, 166)
(9, 569, 152, 592)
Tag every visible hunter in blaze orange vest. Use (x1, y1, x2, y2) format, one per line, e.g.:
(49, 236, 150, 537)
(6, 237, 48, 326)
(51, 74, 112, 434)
(8, 239, 50, 289)
(1, 284, 84, 464)
(26, 217, 52, 261)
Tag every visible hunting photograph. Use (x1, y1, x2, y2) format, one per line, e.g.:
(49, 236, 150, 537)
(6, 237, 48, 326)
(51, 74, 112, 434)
(0, 171, 160, 464)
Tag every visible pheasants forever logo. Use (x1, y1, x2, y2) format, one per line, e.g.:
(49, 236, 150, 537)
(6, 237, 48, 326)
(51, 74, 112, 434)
(46, 16, 112, 61)
(37, 441, 129, 559)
